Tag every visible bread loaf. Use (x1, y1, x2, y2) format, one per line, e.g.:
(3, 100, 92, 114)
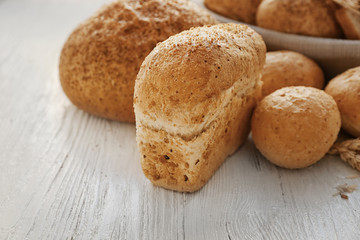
(59, 0, 217, 122)
(335, 8, 360, 40)
(134, 23, 266, 192)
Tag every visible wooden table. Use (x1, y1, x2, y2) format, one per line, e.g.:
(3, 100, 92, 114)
(1, 0, 359, 239)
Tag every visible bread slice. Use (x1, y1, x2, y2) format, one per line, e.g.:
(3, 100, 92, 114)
(336, 8, 360, 40)
(134, 23, 266, 192)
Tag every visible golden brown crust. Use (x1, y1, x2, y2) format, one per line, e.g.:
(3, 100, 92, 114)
(59, 0, 217, 122)
(252, 86, 341, 169)
(325, 66, 360, 137)
(261, 51, 325, 98)
(335, 8, 360, 40)
(134, 23, 266, 192)
(256, 0, 343, 38)
(204, 0, 262, 24)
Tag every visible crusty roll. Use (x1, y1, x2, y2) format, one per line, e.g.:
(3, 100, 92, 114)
(261, 51, 325, 98)
(59, 0, 217, 123)
(325, 66, 360, 137)
(134, 23, 266, 192)
(252, 87, 341, 169)
(204, 0, 262, 24)
(256, 0, 343, 38)
(335, 8, 360, 40)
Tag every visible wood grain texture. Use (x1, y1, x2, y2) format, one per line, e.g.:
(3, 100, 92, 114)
(0, 0, 359, 239)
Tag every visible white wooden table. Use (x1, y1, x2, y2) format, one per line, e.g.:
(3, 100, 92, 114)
(0, 0, 359, 239)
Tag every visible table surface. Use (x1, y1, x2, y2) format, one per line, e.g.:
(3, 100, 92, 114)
(0, 0, 359, 239)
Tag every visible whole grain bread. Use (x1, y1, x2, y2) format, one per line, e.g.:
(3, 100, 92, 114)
(134, 23, 266, 192)
(59, 0, 217, 122)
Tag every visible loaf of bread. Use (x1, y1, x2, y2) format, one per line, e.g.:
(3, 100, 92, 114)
(204, 0, 262, 24)
(134, 23, 266, 192)
(325, 66, 360, 137)
(252, 87, 341, 169)
(261, 51, 324, 98)
(59, 0, 217, 122)
(335, 8, 360, 40)
(256, 0, 343, 38)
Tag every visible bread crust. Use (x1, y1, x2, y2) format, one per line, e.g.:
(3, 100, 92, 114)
(204, 0, 262, 24)
(325, 66, 360, 137)
(261, 51, 324, 98)
(134, 23, 266, 192)
(252, 87, 341, 169)
(256, 0, 343, 38)
(59, 0, 217, 122)
(335, 8, 360, 40)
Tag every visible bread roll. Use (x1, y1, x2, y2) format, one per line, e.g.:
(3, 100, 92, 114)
(204, 0, 262, 24)
(335, 8, 360, 40)
(59, 0, 217, 123)
(252, 87, 341, 169)
(325, 66, 360, 137)
(256, 0, 343, 38)
(134, 23, 266, 192)
(261, 51, 324, 98)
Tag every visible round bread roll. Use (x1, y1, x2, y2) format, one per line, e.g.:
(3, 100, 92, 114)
(204, 0, 262, 24)
(261, 51, 325, 98)
(134, 23, 266, 192)
(325, 66, 360, 137)
(251, 86, 341, 169)
(59, 0, 217, 122)
(256, 0, 343, 38)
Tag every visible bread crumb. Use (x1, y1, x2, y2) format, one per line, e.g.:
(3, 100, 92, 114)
(333, 183, 357, 199)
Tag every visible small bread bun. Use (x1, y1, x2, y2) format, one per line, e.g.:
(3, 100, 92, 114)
(204, 0, 262, 24)
(325, 66, 360, 137)
(134, 23, 266, 192)
(261, 51, 325, 98)
(335, 8, 360, 40)
(251, 87, 341, 169)
(256, 0, 343, 38)
(59, 0, 217, 122)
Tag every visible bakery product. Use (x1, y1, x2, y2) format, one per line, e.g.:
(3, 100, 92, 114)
(335, 8, 360, 40)
(204, 0, 262, 24)
(134, 23, 266, 192)
(256, 0, 343, 38)
(251, 87, 341, 169)
(325, 66, 360, 137)
(261, 51, 324, 98)
(59, 0, 217, 123)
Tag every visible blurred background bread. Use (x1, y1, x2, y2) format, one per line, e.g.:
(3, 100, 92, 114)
(59, 0, 217, 123)
(134, 23, 266, 192)
(204, 0, 262, 24)
(252, 86, 341, 169)
(335, 7, 360, 40)
(261, 50, 324, 98)
(325, 66, 360, 137)
(256, 0, 343, 38)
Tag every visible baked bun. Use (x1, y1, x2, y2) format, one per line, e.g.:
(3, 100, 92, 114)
(204, 0, 262, 24)
(59, 0, 217, 123)
(251, 87, 341, 169)
(256, 0, 343, 38)
(261, 51, 324, 98)
(134, 23, 266, 192)
(325, 66, 360, 137)
(335, 8, 360, 40)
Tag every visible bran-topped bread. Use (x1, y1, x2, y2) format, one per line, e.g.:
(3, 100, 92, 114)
(256, 0, 343, 38)
(134, 23, 266, 192)
(204, 0, 262, 24)
(59, 0, 217, 123)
